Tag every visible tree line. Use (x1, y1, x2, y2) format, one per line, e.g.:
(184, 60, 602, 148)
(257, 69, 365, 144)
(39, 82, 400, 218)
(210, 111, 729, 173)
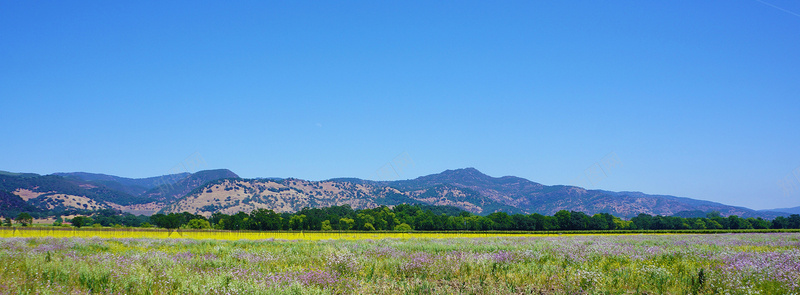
(5, 205, 800, 231)
(148, 205, 800, 231)
(2, 209, 150, 228)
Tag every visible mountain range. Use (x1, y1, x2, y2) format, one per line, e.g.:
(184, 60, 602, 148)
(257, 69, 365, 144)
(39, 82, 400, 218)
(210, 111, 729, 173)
(760, 206, 800, 215)
(0, 168, 792, 218)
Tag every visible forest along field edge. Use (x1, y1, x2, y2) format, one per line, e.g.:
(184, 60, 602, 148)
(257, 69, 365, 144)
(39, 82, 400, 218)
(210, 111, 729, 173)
(6, 204, 800, 232)
(3, 227, 800, 241)
(1, 233, 799, 294)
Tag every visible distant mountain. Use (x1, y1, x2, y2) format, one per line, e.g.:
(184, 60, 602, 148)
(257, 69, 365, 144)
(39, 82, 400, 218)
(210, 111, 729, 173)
(1, 167, 790, 219)
(762, 206, 800, 215)
(671, 210, 710, 218)
(0, 190, 37, 216)
(0, 169, 238, 216)
(160, 168, 781, 218)
(53, 172, 190, 196)
(0, 173, 146, 206)
(0, 170, 41, 178)
(390, 168, 777, 218)
(161, 175, 521, 216)
(142, 169, 239, 203)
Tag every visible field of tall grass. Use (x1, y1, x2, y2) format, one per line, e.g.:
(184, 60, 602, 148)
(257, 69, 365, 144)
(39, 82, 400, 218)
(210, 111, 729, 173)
(1, 231, 799, 294)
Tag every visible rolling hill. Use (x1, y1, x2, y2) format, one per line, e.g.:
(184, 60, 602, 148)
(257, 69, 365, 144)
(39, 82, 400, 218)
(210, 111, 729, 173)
(141, 169, 239, 203)
(53, 171, 190, 196)
(762, 206, 800, 215)
(0, 169, 237, 216)
(0, 167, 789, 219)
(0, 190, 37, 215)
(161, 168, 784, 218)
(0, 173, 145, 207)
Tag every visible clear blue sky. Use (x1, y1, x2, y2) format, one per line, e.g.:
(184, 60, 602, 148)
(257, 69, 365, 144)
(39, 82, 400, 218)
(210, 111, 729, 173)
(2, 1, 799, 210)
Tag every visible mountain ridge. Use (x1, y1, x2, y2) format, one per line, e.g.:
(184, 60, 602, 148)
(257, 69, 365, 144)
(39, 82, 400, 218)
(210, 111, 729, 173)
(761, 206, 800, 215)
(0, 167, 789, 219)
(0, 169, 237, 216)
(53, 171, 191, 196)
(159, 168, 784, 218)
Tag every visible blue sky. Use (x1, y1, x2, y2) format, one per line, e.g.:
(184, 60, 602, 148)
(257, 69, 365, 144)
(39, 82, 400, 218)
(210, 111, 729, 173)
(2, 1, 799, 210)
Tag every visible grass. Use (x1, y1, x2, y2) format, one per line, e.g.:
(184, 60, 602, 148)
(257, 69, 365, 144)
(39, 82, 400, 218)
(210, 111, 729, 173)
(3, 227, 799, 241)
(1, 232, 799, 294)
(1, 228, 565, 240)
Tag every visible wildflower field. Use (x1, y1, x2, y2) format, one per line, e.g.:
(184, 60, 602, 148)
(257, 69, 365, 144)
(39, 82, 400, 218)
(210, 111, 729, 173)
(0, 227, 558, 241)
(1, 231, 799, 294)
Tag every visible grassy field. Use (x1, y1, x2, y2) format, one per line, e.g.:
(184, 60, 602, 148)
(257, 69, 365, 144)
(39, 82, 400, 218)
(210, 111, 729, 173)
(3, 227, 799, 241)
(0, 228, 566, 240)
(1, 231, 799, 294)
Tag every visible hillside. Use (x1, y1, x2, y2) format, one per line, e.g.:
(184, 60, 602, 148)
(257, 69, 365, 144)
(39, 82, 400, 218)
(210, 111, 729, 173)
(0, 169, 238, 216)
(141, 169, 239, 203)
(161, 168, 781, 218)
(161, 176, 520, 216)
(0, 170, 40, 178)
(0, 174, 145, 206)
(2, 167, 789, 219)
(53, 171, 190, 196)
(0, 190, 37, 216)
(763, 206, 800, 215)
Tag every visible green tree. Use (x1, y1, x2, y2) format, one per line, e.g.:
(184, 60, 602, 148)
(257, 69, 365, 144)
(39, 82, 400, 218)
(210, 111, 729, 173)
(747, 217, 770, 229)
(16, 213, 33, 226)
(121, 214, 144, 227)
(569, 211, 591, 230)
(589, 214, 610, 230)
(554, 210, 571, 230)
(727, 215, 753, 229)
(151, 213, 184, 229)
(530, 213, 555, 231)
(464, 215, 482, 230)
(53, 216, 64, 226)
(705, 219, 723, 229)
(363, 222, 376, 231)
(631, 213, 653, 230)
(691, 219, 706, 229)
(394, 223, 413, 232)
(356, 213, 374, 230)
(289, 214, 306, 230)
(3, 217, 13, 227)
(416, 211, 436, 230)
(186, 219, 211, 229)
(612, 217, 631, 230)
(787, 214, 800, 228)
(224, 212, 249, 230)
(321, 220, 333, 231)
(249, 209, 283, 230)
(71, 216, 93, 228)
(487, 212, 512, 230)
(511, 214, 535, 230)
(339, 218, 355, 230)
